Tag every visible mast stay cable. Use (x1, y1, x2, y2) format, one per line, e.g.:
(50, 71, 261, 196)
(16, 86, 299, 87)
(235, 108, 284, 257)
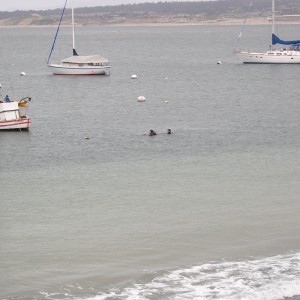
(47, 0, 68, 64)
(234, 1, 253, 51)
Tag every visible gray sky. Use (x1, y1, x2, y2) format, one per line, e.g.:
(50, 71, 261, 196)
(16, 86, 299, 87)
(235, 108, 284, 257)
(1, 0, 206, 12)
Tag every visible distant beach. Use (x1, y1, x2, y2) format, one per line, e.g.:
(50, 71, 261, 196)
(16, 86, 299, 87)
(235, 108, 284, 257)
(1, 16, 300, 27)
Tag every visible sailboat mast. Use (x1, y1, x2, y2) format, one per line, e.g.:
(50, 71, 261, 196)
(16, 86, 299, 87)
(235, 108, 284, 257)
(272, 0, 275, 34)
(72, 0, 76, 55)
(271, 0, 275, 49)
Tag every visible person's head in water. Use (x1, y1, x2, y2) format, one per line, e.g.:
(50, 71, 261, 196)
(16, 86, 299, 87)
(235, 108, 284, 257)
(167, 129, 172, 134)
(149, 129, 156, 136)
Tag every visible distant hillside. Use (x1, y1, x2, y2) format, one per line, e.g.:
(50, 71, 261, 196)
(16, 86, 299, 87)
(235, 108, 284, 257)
(0, 0, 299, 26)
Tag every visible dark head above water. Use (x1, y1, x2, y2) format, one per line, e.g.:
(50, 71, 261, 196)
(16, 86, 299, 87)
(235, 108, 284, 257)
(149, 129, 157, 136)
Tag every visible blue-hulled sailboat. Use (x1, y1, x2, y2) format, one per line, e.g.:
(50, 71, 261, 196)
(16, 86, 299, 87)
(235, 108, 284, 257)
(235, 0, 300, 64)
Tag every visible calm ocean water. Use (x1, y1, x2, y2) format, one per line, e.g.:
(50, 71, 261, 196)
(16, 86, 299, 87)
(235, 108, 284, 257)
(1, 24, 300, 299)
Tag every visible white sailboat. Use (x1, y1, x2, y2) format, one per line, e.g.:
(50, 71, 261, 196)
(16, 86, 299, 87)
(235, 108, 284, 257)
(235, 0, 300, 64)
(47, 0, 110, 75)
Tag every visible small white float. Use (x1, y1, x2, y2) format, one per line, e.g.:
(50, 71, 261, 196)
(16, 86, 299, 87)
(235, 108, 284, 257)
(131, 74, 137, 79)
(20, 72, 26, 76)
(138, 96, 146, 102)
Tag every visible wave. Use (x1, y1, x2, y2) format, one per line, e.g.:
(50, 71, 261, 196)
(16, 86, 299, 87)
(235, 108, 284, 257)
(42, 252, 300, 300)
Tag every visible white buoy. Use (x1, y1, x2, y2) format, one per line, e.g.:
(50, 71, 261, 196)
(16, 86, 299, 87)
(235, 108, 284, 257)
(217, 61, 222, 65)
(0, 83, 1, 88)
(131, 74, 137, 79)
(138, 96, 146, 102)
(165, 100, 168, 103)
(20, 72, 26, 76)
(84, 137, 90, 139)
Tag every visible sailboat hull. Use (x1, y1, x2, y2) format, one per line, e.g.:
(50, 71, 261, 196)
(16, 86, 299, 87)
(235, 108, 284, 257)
(236, 51, 300, 64)
(48, 64, 110, 75)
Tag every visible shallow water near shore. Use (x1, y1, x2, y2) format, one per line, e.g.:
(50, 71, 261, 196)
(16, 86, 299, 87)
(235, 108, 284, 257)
(1, 24, 300, 299)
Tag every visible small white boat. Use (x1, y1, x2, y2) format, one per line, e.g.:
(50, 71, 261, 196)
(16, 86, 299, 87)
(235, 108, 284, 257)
(47, 0, 110, 75)
(235, 0, 300, 64)
(0, 101, 31, 130)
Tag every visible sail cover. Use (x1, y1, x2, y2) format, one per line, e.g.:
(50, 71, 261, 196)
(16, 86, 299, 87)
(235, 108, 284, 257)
(272, 34, 300, 45)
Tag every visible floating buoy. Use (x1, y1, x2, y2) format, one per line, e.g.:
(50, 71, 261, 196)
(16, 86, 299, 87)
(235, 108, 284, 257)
(165, 100, 168, 103)
(84, 137, 90, 139)
(131, 74, 137, 79)
(138, 96, 146, 102)
(217, 61, 222, 65)
(20, 72, 26, 76)
(0, 83, 1, 88)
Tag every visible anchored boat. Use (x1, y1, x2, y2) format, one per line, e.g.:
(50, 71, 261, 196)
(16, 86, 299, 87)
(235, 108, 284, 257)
(235, 0, 300, 64)
(47, 0, 111, 75)
(0, 101, 31, 130)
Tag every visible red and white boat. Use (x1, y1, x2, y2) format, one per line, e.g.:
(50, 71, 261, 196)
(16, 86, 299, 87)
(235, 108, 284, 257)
(0, 101, 31, 130)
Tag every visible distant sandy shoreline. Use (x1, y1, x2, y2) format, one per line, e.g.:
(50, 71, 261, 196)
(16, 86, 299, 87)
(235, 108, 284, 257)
(0, 17, 300, 27)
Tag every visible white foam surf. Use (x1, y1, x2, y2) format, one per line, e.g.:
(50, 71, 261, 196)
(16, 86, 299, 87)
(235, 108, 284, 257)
(94, 252, 300, 300)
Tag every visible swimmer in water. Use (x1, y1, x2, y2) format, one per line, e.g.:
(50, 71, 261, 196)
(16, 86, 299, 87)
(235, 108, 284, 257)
(149, 129, 157, 136)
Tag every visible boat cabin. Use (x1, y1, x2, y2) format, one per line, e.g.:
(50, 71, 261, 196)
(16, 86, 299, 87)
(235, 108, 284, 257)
(0, 102, 21, 121)
(61, 55, 110, 67)
(288, 45, 300, 51)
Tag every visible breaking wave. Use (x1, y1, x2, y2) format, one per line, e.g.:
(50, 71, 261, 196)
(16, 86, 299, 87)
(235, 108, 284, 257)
(43, 252, 300, 300)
